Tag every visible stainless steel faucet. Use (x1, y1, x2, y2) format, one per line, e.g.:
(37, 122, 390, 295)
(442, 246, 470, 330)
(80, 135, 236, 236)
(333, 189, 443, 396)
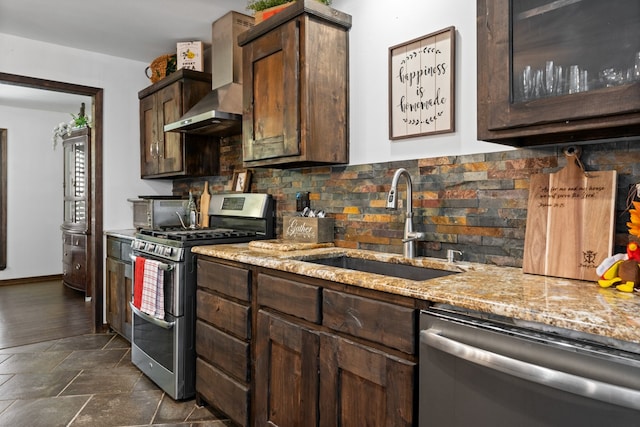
(386, 168, 426, 258)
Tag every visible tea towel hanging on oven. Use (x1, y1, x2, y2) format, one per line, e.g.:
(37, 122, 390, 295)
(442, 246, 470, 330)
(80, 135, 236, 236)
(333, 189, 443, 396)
(140, 259, 165, 319)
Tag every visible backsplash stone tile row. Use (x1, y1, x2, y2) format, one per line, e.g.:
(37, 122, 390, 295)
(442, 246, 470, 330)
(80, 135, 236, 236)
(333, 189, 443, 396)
(174, 136, 640, 267)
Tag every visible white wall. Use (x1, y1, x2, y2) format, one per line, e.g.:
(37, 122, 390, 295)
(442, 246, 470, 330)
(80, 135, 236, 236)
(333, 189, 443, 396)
(336, 0, 506, 165)
(0, 34, 172, 280)
(0, 106, 67, 278)
(0, 0, 508, 279)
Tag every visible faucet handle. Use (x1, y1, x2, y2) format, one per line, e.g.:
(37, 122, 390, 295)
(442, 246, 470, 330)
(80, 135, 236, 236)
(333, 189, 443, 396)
(403, 231, 427, 243)
(447, 249, 463, 263)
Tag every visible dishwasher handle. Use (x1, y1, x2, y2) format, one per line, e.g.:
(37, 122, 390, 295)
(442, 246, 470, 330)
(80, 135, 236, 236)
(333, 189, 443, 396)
(421, 329, 640, 411)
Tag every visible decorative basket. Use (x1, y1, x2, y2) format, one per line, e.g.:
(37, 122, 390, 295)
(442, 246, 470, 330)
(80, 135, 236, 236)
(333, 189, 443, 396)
(145, 54, 177, 83)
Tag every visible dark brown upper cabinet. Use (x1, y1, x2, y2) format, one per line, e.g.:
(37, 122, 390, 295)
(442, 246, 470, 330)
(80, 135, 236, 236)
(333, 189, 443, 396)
(477, 0, 640, 146)
(238, 0, 351, 168)
(138, 70, 218, 179)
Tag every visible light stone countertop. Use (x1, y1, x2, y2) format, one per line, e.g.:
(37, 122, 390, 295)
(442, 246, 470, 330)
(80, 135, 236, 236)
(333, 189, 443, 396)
(192, 243, 640, 348)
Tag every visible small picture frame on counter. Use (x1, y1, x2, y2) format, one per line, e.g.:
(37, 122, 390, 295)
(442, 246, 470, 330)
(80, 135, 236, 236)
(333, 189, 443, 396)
(232, 169, 252, 192)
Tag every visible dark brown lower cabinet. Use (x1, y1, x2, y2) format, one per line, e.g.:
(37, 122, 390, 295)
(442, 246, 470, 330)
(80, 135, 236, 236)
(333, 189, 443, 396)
(195, 259, 252, 427)
(255, 310, 320, 426)
(196, 257, 417, 426)
(319, 333, 415, 426)
(105, 235, 133, 341)
(62, 231, 87, 292)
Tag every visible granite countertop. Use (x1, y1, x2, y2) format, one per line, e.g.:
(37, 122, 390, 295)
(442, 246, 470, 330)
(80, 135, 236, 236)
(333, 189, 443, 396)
(192, 243, 640, 348)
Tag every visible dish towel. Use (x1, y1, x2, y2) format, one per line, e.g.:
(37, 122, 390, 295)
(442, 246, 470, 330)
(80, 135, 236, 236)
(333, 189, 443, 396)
(140, 259, 165, 319)
(133, 256, 146, 309)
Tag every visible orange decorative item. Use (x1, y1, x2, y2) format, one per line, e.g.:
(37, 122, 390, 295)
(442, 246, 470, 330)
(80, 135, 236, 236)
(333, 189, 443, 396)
(145, 54, 177, 84)
(597, 203, 640, 292)
(253, 2, 294, 23)
(626, 200, 640, 238)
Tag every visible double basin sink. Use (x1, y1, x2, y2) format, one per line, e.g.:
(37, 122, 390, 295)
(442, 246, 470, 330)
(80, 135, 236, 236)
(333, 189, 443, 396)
(305, 255, 459, 281)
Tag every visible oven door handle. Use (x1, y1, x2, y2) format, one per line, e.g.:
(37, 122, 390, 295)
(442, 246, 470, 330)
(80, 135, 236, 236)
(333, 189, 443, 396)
(130, 302, 175, 330)
(421, 329, 640, 411)
(130, 255, 173, 271)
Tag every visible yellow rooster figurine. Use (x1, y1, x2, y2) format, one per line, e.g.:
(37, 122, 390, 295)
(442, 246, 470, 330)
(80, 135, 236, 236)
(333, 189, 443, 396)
(597, 201, 640, 292)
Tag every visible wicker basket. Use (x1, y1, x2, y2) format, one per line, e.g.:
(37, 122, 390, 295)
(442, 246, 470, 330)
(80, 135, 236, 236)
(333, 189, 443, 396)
(145, 54, 177, 83)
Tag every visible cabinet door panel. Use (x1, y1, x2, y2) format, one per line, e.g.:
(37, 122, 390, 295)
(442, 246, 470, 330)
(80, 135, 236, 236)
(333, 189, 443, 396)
(255, 310, 319, 427)
(243, 20, 300, 162)
(139, 95, 157, 176)
(319, 334, 414, 427)
(157, 82, 183, 175)
(106, 257, 122, 331)
(123, 264, 133, 340)
(477, 0, 640, 145)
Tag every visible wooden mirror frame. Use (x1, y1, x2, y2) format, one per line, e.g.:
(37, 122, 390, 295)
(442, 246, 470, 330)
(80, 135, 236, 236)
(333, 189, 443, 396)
(0, 72, 104, 332)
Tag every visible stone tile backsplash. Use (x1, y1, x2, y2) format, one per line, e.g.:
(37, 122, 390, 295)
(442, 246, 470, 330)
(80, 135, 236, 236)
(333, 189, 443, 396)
(174, 136, 640, 267)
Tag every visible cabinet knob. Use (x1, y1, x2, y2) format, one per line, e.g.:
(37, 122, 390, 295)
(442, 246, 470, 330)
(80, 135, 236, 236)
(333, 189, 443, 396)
(75, 264, 82, 270)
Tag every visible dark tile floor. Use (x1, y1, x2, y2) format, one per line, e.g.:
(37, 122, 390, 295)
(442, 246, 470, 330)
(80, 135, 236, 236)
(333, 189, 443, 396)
(0, 333, 231, 426)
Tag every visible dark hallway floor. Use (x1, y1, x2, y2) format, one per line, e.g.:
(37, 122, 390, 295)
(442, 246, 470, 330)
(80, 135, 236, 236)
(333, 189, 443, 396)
(0, 281, 230, 426)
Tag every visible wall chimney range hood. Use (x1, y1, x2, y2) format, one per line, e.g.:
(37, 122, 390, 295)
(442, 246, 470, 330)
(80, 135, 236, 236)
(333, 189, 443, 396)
(164, 11, 254, 137)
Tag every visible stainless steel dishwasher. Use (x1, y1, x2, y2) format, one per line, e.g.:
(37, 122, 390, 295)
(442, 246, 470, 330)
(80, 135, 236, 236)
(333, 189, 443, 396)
(420, 305, 640, 426)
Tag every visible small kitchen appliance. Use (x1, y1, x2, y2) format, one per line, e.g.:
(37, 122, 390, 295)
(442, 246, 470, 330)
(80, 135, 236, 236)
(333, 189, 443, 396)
(130, 193, 274, 400)
(128, 196, 189, 230)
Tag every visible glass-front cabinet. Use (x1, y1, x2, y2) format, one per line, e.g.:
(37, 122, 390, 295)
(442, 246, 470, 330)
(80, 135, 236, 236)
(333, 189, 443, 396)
(62, 128, 89, 231)
(61, 127, 90, 293)
(477, 0, 640, 146)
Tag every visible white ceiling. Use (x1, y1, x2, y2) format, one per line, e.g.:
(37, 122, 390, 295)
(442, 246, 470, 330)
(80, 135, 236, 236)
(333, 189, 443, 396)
(0, 0, 248, 112)
(0, 0, 247, 62)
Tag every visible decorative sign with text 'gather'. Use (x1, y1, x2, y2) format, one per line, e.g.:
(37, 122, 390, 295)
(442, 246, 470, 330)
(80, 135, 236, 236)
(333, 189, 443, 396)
(388, 26, 455, 140)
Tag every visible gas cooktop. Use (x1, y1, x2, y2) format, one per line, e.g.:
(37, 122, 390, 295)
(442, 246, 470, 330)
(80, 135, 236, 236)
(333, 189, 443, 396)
(137, 227, 258, 243)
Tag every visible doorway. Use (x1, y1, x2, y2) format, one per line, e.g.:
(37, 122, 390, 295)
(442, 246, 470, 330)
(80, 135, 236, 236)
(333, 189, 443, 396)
(0, 72, 103, 333)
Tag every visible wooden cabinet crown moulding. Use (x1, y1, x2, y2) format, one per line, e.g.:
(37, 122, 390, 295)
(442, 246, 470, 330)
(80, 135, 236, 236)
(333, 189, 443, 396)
(238, 0, 352, 168)
(138, 69, 219, 179)
(477, 0, 640, 147)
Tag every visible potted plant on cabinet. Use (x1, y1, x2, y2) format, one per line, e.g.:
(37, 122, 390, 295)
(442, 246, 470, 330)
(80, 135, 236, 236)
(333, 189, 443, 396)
(247, 0, 332, 23)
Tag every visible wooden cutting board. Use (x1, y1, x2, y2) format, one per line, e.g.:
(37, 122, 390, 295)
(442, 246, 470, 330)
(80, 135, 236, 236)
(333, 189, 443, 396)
(523, 152, 617, 281)
(199, 181, 211, 228)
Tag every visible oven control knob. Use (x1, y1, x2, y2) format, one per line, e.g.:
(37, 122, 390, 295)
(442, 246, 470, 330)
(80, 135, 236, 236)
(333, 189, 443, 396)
(164, 247, 173, 256)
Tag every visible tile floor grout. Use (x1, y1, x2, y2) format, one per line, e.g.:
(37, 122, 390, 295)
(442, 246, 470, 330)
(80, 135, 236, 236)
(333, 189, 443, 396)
(0, 333, 230, 426)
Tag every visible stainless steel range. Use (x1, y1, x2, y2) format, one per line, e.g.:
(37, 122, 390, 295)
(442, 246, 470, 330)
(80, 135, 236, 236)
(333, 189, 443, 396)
(130, 193, 274, 400)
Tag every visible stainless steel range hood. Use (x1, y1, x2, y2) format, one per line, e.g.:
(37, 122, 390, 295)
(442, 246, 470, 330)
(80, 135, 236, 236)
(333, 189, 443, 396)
(164, 11, 254, 137)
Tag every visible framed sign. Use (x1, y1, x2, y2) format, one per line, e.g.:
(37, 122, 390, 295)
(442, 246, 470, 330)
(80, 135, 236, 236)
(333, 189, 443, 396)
(232, 169, 252, 192)
(389, 26, 455, 140)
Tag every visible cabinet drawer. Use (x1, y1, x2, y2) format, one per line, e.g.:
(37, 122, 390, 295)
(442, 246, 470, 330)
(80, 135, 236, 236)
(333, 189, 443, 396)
(323, 289, 415, 354)
(197, 259, 250, 302)
(197, 290, 250, 339)
(257, 273, 321, 323)
(196, 358, 249, 427)
(63, 233, 86, 247)
(107, 238, 121, 259)
(196, 320, 249, 382)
